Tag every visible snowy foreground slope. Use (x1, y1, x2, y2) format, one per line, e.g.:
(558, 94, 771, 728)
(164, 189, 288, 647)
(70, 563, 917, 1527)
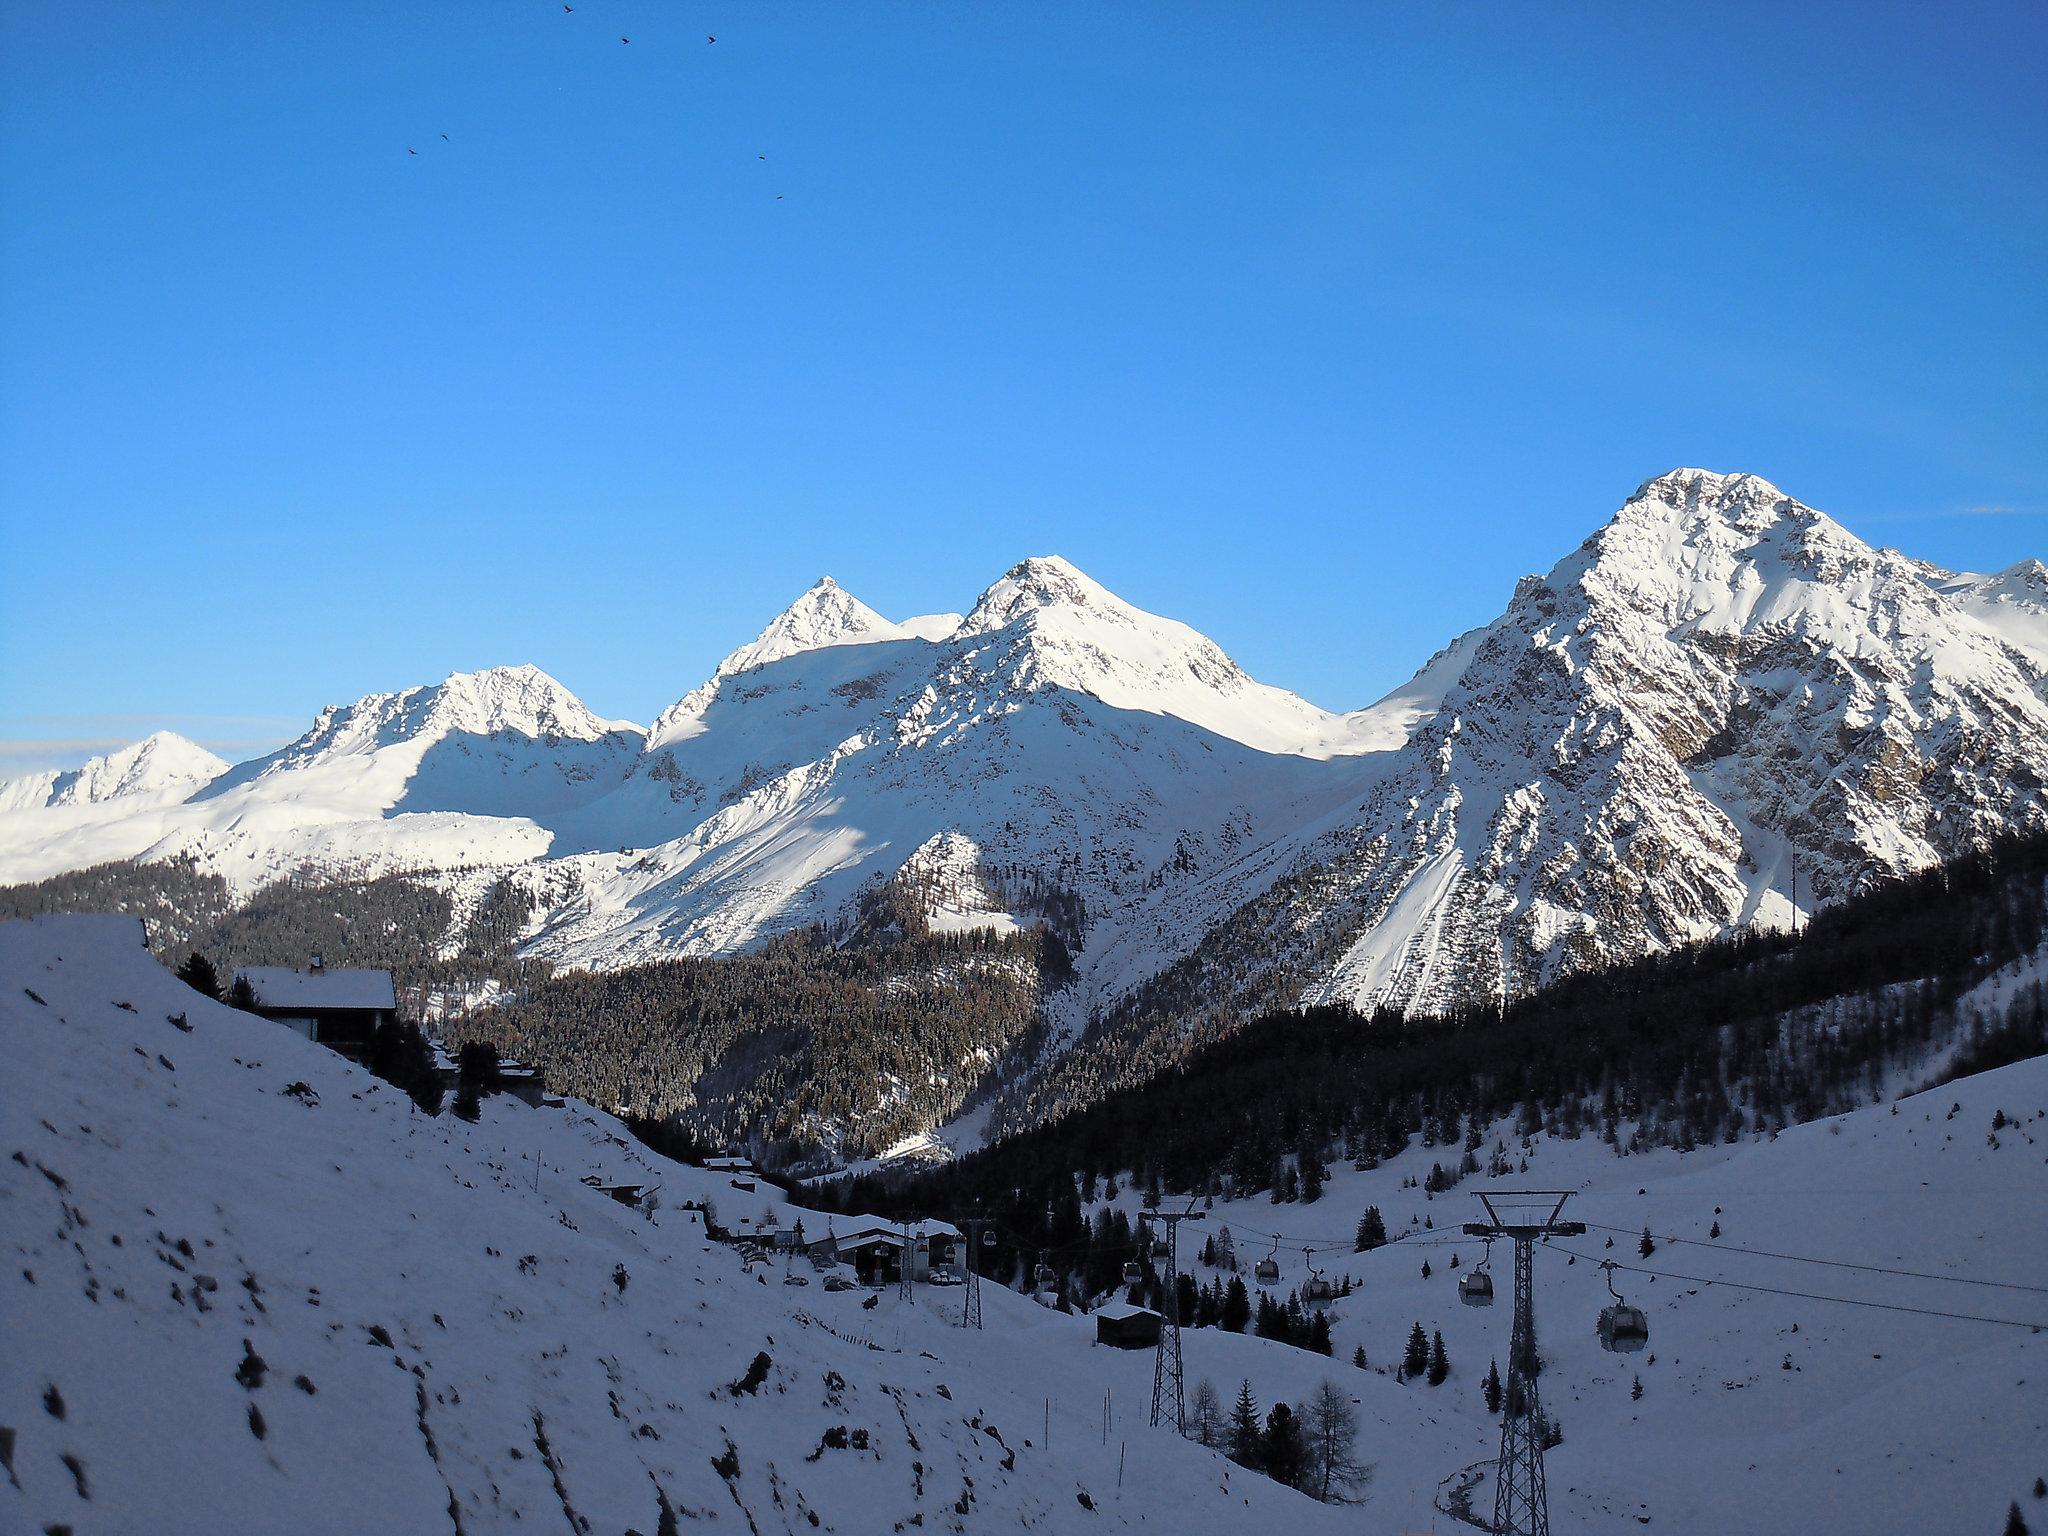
(1065, 1063, 2048, 1526)
(0, 917, 1348, 1535)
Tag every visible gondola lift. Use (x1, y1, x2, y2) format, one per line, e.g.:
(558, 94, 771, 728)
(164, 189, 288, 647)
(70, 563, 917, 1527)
(1461, 1237, 1496, 1307)
(1302, 1248, 1335, 1306)
(1597, 1260, 1649, 1352)
(1255, 1234, 1281, 1285)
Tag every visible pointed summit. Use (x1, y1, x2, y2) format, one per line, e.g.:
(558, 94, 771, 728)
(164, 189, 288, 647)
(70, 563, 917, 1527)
(426, 665, 639, 740)
(958, 555, 1122, 635)
(711, 576, 910, 680)
(0, 731, 230, 812)
(949, 555, 1370, 756)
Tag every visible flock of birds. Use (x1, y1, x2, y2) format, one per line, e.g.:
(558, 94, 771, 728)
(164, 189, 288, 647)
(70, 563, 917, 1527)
(406, 9, 781, 200)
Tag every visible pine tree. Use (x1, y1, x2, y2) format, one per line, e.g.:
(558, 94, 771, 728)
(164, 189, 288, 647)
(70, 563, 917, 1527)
(1308, 1309, 1333, 1357)
(1483, 1359, 1502, 1414)
(1639, 1226, 1656, 1258)
(1228, 1380, 1263, 1469)
(1354, 1206, 1387, 1251)
(1403, 1321, 1430, 1378)
(2006, 1501, 2029, 1536)
(1221, 1275, 1251, 1333)
(1300, 1155, 1324, 1204)
(175, 952, 222, 1001)
(1352, 1344, 1368, 1370)
(1262, 1402, 1307, 1489)
(1631, 1374, 1643, 1401)
(1427, 1330, 1449, 1386)
(452, 1084, 481, 1122)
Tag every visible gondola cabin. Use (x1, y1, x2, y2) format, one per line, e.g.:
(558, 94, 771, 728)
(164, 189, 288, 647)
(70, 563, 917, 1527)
(1599, 1302, 1649, 1352)
(1254, 1257, 1280, 1283)
(1460, 1271, 1495, 1306)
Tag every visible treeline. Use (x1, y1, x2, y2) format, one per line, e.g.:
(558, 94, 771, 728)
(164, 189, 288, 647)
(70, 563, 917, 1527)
(448, 881, 1074, 1163)
(0, 858, 546, 1001)
(840, 829, 2048, 1267)
(0, 856, 235, 955)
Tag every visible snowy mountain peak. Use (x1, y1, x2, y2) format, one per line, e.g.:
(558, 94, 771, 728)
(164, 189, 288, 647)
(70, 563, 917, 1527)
(959, 554, 1119, 634)
(405, 664, 636, 742)
(712, 576, 905, 679)
(1630, 465, 1792, 513)
(0, 731, 229, 813)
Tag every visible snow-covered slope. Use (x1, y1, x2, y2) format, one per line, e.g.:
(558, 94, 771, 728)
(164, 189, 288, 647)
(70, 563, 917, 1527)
(0, 732, 226, 813)
(1072, 1037, 2048, 1534)
(0, 914, 1349, 1534)
(1930, 558, 2048, 677)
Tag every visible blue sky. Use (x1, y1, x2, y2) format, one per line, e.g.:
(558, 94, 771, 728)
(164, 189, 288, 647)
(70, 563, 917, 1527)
(2, 1, 2042, 773)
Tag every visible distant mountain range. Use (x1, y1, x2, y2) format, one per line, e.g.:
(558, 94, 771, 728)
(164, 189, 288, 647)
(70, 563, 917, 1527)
(5, 468, 2045, 1130)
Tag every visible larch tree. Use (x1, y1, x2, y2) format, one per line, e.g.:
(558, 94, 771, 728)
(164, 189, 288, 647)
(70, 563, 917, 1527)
(1302, 1379, 1371, 1503)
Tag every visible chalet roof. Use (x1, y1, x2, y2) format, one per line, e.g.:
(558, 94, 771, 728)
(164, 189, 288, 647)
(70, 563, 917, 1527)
(828, 1216, 961, 1246)
(1094, 1302, 1159, 1322)
(236, 965, 396, 1012)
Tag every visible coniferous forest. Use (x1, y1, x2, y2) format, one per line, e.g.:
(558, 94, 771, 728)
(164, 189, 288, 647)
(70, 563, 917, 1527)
(820, 830, 2048, 1296)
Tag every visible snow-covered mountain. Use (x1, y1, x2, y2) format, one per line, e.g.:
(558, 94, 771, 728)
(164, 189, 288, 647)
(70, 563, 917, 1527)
(2, 471, 2043, 1144)
(0, 666, 645, 890)
(1067, 470, 2048, 1039)
(0, 731, 226, 813)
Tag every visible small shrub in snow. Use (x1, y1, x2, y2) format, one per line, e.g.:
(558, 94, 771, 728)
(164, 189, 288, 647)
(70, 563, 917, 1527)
(235, 1341, 268, 1390)
(726, 1352, 772, 1397)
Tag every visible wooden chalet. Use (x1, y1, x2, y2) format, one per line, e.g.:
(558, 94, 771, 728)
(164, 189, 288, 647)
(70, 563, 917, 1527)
(234, 954, 395, 1062)
(1093, 1302, 1162, 1350)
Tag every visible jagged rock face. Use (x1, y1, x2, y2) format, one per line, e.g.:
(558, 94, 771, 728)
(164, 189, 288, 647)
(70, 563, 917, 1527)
(1275, 470, 2048, 1014)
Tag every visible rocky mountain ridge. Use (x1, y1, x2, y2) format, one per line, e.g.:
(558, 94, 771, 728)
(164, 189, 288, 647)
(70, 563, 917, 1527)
(4, 470, 2044, 1149)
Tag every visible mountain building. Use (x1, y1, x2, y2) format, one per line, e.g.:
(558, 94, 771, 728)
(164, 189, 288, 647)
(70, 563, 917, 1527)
(231, 954, 396, 1062)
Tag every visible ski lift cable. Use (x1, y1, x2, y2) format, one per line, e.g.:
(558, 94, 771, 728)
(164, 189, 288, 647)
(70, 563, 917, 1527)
(1540, 1242, 2048, 1332)
(1578, 1222, 2048, 1295)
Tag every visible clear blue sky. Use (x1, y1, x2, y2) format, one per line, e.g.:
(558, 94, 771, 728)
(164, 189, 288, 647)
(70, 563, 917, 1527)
(2, 1, 2042, 773)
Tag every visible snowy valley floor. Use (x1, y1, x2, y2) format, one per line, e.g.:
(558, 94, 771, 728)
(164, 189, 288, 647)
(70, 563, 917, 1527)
(4, 913, 2046, 1534)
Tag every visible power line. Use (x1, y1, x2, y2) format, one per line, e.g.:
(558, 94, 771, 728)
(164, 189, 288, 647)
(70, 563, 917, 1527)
(1578, 1222, 2048, 1295)
(1543, 1243, 2048, 1331)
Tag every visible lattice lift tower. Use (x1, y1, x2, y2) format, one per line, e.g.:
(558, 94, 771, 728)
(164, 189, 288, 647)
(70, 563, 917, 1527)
(958, 1216, 993, 1329)
(1141, 1205, 1203, 1430)
(1464, 1192, 1583, 1536)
